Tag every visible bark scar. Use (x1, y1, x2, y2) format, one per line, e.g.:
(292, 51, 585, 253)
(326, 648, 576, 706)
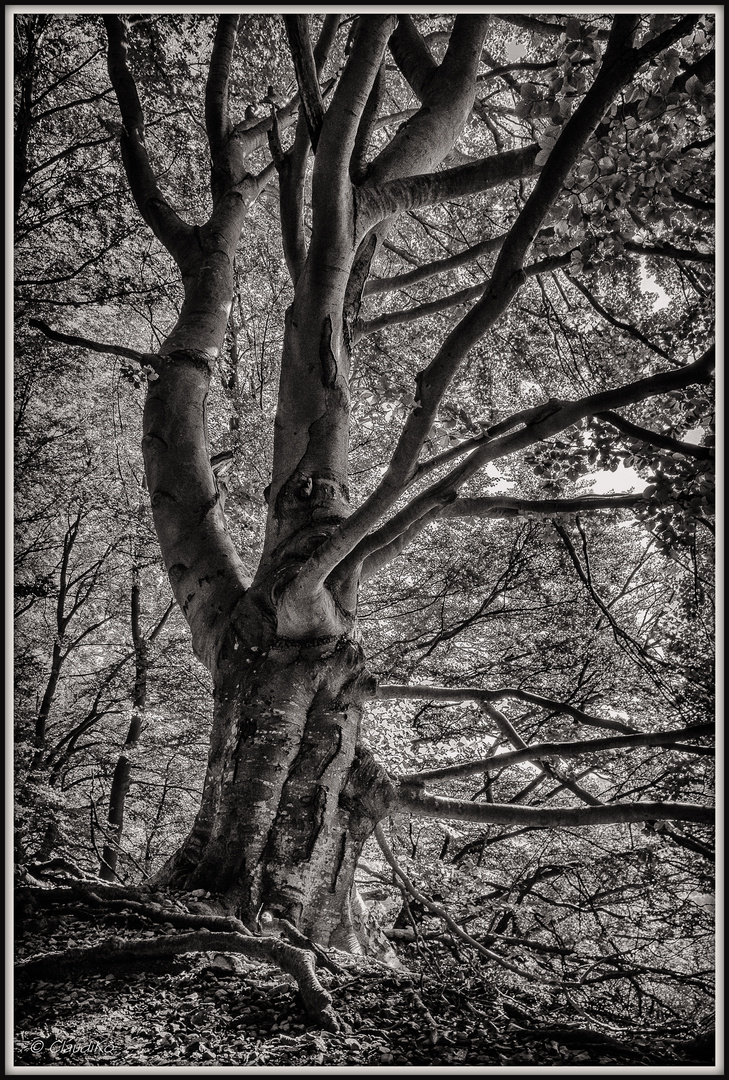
(319, 315, 337, 388)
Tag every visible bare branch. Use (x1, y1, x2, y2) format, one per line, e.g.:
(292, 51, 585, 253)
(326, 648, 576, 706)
(375, 684, 637, 735)
(361, 494, 644, 580)
(17, 930, 339, 1031)
(398, 789, 714, 828)
(28, 319, 156, 367)
(284, 16, 325, 151)
(564, 272, 674, 364)
(102, 16, 195, 267)
(402, 722, 714, 784)
(364, 234, 504, 296)
(334, 344, 714, 583)
(597, 410, 713, 460)
(494, 14, 611, 41)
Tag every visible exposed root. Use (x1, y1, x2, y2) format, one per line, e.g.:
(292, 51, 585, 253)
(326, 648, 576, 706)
(15, 884, 341, 1032)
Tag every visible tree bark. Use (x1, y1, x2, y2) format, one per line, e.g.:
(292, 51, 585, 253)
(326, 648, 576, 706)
(94, 13, 714, 958)
(153, 607, 393, 949)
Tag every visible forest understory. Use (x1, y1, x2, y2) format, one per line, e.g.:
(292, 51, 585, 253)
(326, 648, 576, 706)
(15, 880, 714, 1070)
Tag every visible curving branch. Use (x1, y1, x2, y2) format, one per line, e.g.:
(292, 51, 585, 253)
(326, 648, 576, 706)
(312, 17, 690, 593)
(597, 410, 713, 460)
(375, 683, 637, 735)
(336, 344, 714, 583)
(355, 250, 573, 341)
(17, 929, 339, 1030)
(387, 14, 438, 98)
(29, 318, 156, 367)
(102, 16, 195, 269)
(401, 722, 714, 784)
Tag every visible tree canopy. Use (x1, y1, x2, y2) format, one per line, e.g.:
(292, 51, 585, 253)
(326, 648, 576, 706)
(14, 11, 715, 1061)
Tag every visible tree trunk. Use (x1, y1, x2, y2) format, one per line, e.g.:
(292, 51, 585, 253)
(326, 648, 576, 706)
(153, 591, 394, 949)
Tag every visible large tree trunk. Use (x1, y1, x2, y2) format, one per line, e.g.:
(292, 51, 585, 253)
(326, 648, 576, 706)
(102, 13, 486, 956)
(153, 592, 393, 949)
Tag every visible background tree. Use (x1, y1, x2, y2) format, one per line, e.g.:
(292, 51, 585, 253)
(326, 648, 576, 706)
(15, 12, 714, 1036)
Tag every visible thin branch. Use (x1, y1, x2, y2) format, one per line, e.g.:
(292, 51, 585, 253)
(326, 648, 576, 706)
(564, 272, 675, 364)
(442, 493, 644, 520)
(102, 16, 195, 266)
(361, 494, 644, 580)
(324, 19, 676, 586)
(374, 825, 551, 981)
(28, 319, 155, 367)
(364, 234, 504, 295)
(624, 240, 714, 265)
(375, 684, 637, 735)
(597, 410, 713, 460)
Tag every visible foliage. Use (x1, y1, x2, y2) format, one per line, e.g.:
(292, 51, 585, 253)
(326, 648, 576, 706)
(13, 11, 715, 1054)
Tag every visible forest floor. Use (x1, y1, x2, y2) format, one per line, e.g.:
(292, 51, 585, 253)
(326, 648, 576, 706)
(14, 899, 715, 1070)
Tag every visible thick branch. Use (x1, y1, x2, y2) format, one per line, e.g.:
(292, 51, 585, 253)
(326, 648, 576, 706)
(399, 790, 713, 828)
(314, 16, 396, 213)
(402, 722, 714, 784)
(205, 16, 238, 155)
(357, 145, 539, 230)
(102, 16, 195, 267)
(284, 16, 325, 151)
(388, 14, 438, 99)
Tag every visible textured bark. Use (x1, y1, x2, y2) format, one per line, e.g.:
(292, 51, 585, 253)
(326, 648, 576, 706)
(91, 14, 714, 958)
(153, 609, 389, 948)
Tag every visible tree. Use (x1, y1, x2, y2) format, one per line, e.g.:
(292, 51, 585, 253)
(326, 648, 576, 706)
(16, 12, 714, 1033)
